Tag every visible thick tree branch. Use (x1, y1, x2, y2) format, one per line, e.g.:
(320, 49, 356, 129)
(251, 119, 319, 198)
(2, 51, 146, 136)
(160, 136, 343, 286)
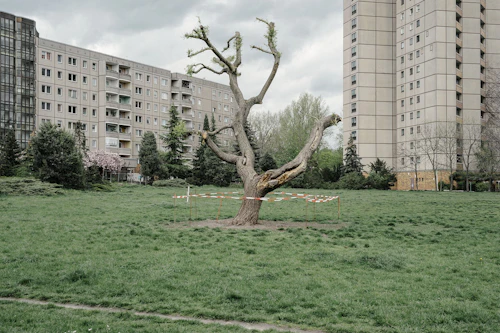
(222, 35, 237, 53)
(202, 133, 239, 164)
(187, 63, 227, 75)
(264, 114, 342, 185)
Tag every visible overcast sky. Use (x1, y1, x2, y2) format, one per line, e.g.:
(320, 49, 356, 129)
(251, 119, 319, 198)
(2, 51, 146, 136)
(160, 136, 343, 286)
(2, 0, 344, 145)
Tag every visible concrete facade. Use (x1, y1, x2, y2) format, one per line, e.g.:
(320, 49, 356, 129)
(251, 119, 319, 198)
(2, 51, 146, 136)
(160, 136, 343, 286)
(1, 12, 237, 169)
(344, 0, 500, 190)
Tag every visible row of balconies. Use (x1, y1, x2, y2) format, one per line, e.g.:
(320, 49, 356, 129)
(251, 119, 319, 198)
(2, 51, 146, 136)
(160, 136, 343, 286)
(106, 69, 131, 82)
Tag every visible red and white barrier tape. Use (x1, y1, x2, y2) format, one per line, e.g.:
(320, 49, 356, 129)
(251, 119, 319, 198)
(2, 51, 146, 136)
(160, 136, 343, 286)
(172, 193, 339, 203)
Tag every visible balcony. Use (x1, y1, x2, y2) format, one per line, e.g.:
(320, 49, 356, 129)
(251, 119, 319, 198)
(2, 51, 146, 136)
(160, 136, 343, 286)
(481, 28, 486, 38)
(119, 132, 131, 140)
(119, 88, 131, 96)
(105, 131, 119, 138)
(106, 101, 119, 109)
(456, 21, 462, 32)
(456, 100, 463, 109)
(106, 116, 119, 123)
(106, 147, 119, 154)
(181, 86, 192, 95)
(456, 84, 463, 94)
(480, 0, 486, 8)
(456, 37, 462, 48)
(480, 12, 485, 23)
(106, 86, 119, 94)
(481, 103, 486, 112)
(456, 52, 463, 63)
(122, 158, 138, 168)
(456, 5, 463, 17)
(119, 72, 131, 82)
(119, 116, 131, 125)
(480, 43, 486, 53)
(481, 73, 486, 82)
(456, 68, 463, 78)
(481, 88, 486, 97)
(106, 70, 119, 79)
(119, 148, 131, 156)
(480, 58, 486, 68)
(118, 103, 131, 111)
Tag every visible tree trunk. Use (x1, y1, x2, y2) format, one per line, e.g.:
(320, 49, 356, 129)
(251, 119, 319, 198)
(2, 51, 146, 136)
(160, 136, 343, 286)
(231, 177, 266, 226)
(434, 169, 439, 191)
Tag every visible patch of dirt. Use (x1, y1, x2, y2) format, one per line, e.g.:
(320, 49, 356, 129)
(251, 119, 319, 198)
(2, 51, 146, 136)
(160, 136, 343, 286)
(167, 219, 346, 230)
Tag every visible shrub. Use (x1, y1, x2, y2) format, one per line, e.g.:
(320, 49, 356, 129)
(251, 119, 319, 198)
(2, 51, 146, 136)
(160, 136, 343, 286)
(475, 182, 489, 192)
(336, 172, 366, 190)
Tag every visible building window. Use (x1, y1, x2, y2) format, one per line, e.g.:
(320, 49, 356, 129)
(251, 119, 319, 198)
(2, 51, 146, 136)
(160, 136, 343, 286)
(352, 32, 357, 43)
(351, 46, 357, 57)
(417, 80, 421, 88)
(409, 23, 413, 31)
(417, 111, 421, 118)
(135, 87, 143, 95)
(351, 74, 357, 85)
(410, 127, 414, 134)
(83, 60, 88, 68)
(162, 105, 168, 113)
(154, 77, 158, 84)
(57, 88, 62, 95)
(57, 104, 62, 112)
(410, 142, 414, 149)
(161, 92, 168, 100)
(416, 19, 420, 27)
(417, 96, 420, 103)
(83, 76, 88, 84)
(146, 89, 151, 96)
(401, 114, 405, 121)
(154, 90, 158, 98)
(416, 35, 420, 43)
(401, 71, 405, 78)
(410, 97, 413, 105)
(351, 60, 357, 71)
(351, 103, 356, 113)
(409, 53, 413, 60)
(154, 104, 158, 112)
(401, 27, 404, 35)
(417, 126, 421, 134)
(410, 68, 413, 75)
(401, 85, 405, 92)
(147, 103, 151, 111)
(92, 78, 97, 87)
(68, 57, 77, 66)
(57, 71, 62, 79)
(401, 129, 405, 136)
(41, 85, 51, 94)
(68, 73, 77, 82)
(351, 117, 357, 127)
(410, 82, 414, 90)
(41, 51, 51, 60)
(57, 54, 62, 63)
(351, 89, 357, 99)
(41, 102, 51, 110)
(135, 73, 143, 81)
(410, 37, 413, 45)
(146, 75, 151, 82)
(351, 131, 357, 140)
(83, 92, 88, 100)
(135, 101, 142, 109)
(410, 112, 413, 120)
(68, 89, 77, 99)
(82, 108, 87, 116)
(416, 65, 420, 73)
(352, 18, 357, 28)
(401, 42, 404, 49)
(352, 4, 357, 14)
(161, 78, 168, 86)
(41, 68, 51, 77)
(401, 100, 405, 107)
(135, 130, 143, 137)
(68, 106, 77, 114)
(135, 115, 142, 123)
(401, 56, 405, 64)
(92, 109, 97, 117)
(154, 118, 158, 125)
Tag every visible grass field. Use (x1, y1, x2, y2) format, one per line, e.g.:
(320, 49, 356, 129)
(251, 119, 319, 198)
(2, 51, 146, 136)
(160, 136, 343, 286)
(0, 180, 499, 332)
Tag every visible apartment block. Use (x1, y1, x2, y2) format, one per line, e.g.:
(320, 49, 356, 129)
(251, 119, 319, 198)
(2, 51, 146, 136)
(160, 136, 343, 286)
(0, 12, 238, 169)
(344, 0, 500, 190)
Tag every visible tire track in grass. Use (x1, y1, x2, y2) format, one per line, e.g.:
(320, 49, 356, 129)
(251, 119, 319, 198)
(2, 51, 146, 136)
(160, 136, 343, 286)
(0, 297, 325, 333)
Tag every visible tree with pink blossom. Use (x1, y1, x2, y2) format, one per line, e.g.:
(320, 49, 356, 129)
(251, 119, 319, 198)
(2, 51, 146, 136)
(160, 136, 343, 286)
(83, 150, 124, 180)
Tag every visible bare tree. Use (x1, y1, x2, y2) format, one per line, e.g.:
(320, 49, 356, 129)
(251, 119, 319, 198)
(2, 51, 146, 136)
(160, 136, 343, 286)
(398, 142, 420, 190)
(438, 123, 457, 191)
(419, 124, 441, 191)
(460, 122, 481, 191)
(185, 19, 341, 225)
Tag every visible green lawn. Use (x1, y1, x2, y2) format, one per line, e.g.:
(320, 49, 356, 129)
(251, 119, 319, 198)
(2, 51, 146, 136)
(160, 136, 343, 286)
(0, 181, 499, 332)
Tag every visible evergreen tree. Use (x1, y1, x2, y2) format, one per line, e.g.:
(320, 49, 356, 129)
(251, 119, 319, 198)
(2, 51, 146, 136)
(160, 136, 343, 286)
(259, 152, 277, 172)
(160, 106, 189, 178)
(162, 106, 185, 165)
(0, 128, 21, 176)
(139, 131, 161, 184)
(73, 121, 87, 156)
(342, 136, 363, 175)
(192, 114, 233, 186)
(30, 122, 84, 189)
(367, 158, 397, 190)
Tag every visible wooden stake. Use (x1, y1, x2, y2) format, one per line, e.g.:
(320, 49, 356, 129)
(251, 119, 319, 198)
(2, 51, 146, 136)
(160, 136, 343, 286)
(305, 199, 308, 226)
(216, 198, 223, 221)
(313, 197, 317, 223)
(173, 194, 177, 223)
(194, 189, 198, 220)
(337, 197, 340, 219)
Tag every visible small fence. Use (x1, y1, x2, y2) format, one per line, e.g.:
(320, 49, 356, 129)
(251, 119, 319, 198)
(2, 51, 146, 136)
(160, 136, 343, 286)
(172, 188, 340, 224)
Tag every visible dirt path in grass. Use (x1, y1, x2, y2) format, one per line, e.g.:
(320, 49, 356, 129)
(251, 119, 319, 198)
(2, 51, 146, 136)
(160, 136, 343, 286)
(0, 297, 325, 333)
(168, 219, 346, 230)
